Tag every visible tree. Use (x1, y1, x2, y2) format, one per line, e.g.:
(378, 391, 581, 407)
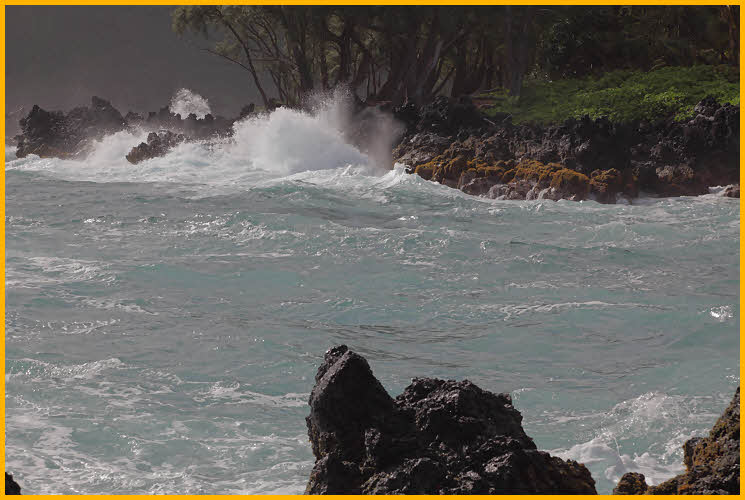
(173, 6, 271, 109)
(172, 6, 738, 108)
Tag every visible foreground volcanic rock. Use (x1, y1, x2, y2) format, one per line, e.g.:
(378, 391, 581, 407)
(394, 96, 739, 203)
(305, 345, 597, 494)
(5, 473, 21, 495)
(613, 387, 739, 495)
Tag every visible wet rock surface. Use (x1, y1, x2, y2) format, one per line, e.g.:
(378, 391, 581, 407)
(5, 473, 21, 495)
(613, 472, 649, 495)
(614, 387, 740, 495)
(394, 96, 739, 203)
(305, 345, 597, 494)
(126, 131, 186, 164)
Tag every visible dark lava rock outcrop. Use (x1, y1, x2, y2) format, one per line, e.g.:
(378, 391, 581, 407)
(614, 386, 739, 495)
(136, 106, 234, 140)
(13, 98, 254, 161)
(305, 345, 597, 494)
(126, 131, 186, 164)
(392, 96, 488, 138)
(15, 97, 125, 159)
(5, 473, 21, 495)
(395, 97, 739, 203)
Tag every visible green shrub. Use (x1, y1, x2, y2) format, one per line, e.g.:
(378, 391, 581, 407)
(480, 65, 739, 125)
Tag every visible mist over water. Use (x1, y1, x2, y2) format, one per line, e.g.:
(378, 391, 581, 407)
(5, 94, 739, 494)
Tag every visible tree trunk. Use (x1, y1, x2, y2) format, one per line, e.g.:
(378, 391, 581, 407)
(502, 6, 533, 98)
(278, 7, 315, 96)
(336, 23, 353, 84)
(722, 5, 739, 65)
(317, 38, 330, 91)
(217, 10, 271, 109)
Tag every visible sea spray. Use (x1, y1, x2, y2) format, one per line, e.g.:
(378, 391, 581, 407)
(304, 87, 405, 171)
(228, 105, 370, 175)
(549, 390, 729, 492)
(169, 88, 212, 119)
(6, 91, 404, 185)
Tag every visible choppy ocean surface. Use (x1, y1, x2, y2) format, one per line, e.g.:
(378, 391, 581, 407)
(5, 103, 740, 494)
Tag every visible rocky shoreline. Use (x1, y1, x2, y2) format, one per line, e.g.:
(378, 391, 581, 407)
(5, 346, 738, 495)
(11, 96, 248, 163)
(10, 95, 739, 203)
(390, 95, 740, 202)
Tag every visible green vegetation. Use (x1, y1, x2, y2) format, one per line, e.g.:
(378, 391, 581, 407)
(480, 65, 739, 125)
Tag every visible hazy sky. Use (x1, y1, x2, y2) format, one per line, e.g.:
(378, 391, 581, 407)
(6, 6, 266, 119)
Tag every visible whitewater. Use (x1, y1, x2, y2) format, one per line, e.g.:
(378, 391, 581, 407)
(5, 97, 739, 494)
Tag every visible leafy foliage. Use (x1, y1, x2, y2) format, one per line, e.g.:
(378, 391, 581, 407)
(535, 6, 737, 79)
(481, 65, 739, 124)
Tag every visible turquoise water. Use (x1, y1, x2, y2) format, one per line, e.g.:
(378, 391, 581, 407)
(4, 105, 740, 494)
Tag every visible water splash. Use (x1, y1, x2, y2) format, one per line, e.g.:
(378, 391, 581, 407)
(169, 88, 211, 119)
(228, 106, 370, 176)
(6, 91, 392, 187)
(552, 392, 719, 491)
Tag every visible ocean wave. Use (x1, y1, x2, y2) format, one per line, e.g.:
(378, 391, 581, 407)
(4, 95, 380, 191)
(551, 391, 722, 490)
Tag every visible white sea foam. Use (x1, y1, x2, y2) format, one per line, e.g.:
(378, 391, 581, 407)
(5, 256, 114, 288)
(8, 357, 125, 381)
(194, 381, 308, 408)
(552, 392, 717, 489)
(709, 305, 734, 322)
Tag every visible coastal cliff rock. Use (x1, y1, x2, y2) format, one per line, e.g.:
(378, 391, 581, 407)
(396, 97, 739, 203)
(126, 131, 186, 164)
(5, 473, 21, 495)
(305, 345, 597, 494)
(614, 387, 739, 495)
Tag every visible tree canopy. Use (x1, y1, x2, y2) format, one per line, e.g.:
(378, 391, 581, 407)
(172, 5, 739, 108)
